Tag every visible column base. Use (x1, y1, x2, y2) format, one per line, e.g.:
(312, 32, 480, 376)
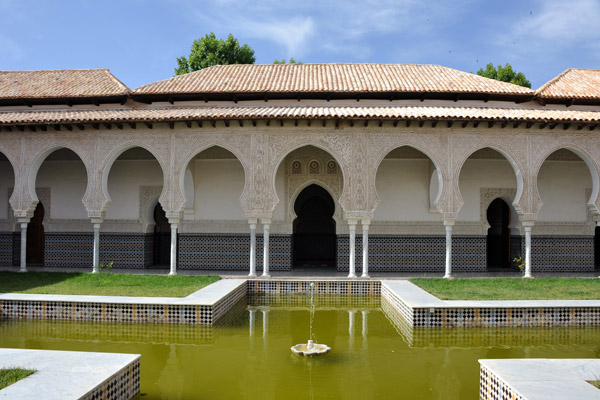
(91, 268, 99, 274)
(443, 274, 453, 279)
(248, 272, 257, 278)
(348, 273, 357, 278)
(168, 271, 177, 276)
(361, 273, 370, 278)
(18, 268, 27, 273)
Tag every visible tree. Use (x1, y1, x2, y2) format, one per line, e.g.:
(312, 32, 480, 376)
(175, 33, 256, 75)
(476, 63, 531, 88)
(273, 58, 303, 65)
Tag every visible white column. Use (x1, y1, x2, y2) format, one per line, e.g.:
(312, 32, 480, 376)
(523, 221, 534, 278)
(261, 219, 271, 278)
(92, 222, 101, 274)
(19, 221, 28, 273)
(361, 219, 370, 278)
(443, 219, 454, 279)
(248, 219, 257, 277)
(348, 219, 357, 278)
(169, 222, 178, 276)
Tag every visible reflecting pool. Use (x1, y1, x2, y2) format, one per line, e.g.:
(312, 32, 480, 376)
(0, 294, 599, 399)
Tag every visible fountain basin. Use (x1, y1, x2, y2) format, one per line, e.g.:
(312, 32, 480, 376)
(291, 340, 331, 357)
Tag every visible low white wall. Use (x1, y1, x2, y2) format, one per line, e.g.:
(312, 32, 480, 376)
(36, 160, 87, 220)
(194, 159, 245, 220)
(105, 160, 163, 220)
(537, 160, 591, 222)
(374, 159, 440, 222)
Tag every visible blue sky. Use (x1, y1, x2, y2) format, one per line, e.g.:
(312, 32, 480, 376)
(1, 0, 598, 90)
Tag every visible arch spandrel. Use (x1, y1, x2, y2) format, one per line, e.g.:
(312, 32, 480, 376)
(452, 136, 528, 218)
(265, 132, 352, 218)
(172, 134, 252, 217)
(90, 138, 170, 219)
(22, 138, 94, 217)
(531, 140, 600, 219)
(367, 134, 450, 217)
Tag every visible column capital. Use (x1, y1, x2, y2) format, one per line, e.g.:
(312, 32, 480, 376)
(347, 218, 358, 226)
(17, 217, 30, 225)
(521, 220, 535, 228)
(91, 218, 104, 225)
(260, 218, 271, 226)
(443, 218, 455, 227)
(361, 218, 371, 226)
(247, 218, 258, 225)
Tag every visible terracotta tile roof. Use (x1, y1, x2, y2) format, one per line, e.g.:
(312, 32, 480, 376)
(0, 69, 130, 100)
(134, 64, 534, 96)
(537, 69, 600, 101)
(1, 105, 598, 125)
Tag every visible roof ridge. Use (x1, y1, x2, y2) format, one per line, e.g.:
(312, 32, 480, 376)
(536, 68, 573, 94)
(0, 68, 110, 73)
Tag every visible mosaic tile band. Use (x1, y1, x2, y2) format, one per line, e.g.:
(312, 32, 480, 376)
(480, 365, 524, 400)
(86, 357, 140, 400)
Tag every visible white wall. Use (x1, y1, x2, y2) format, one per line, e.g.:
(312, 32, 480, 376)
(105, 160, 163, 220)
(194, 159, 245, 220)
(0, 161, 14, 220)
(36, 160, 88, 219)
(458, 159, 517, 222)
(374, 159, 440, 221)
(537, 160, 591, 222)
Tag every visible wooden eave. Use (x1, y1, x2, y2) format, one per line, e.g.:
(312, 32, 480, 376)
(0, 95, 129, 107)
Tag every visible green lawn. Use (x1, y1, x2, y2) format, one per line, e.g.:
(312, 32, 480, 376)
(410, 277, 600, 300)
(0, 272, 220, 297)
(0, 368, 35, 390)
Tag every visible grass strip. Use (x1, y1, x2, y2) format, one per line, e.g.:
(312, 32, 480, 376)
(0, 368, 35, 390)
(0, 272, 220, 297)
(410, 277, 600, 300)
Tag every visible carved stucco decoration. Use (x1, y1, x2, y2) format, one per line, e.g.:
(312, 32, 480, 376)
(8, 188, 50, 230)
(480, 188, 517, 232)
(264, 130, 353, 218)
(139, 185, 163, 231)
(528, 135, 600, 220)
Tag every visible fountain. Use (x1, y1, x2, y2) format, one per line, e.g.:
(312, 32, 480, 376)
(291, 282, 331, 357)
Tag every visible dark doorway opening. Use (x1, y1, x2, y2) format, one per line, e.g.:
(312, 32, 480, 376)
(486, 198, 511, 269)
(26, 202, 45, 264)
(293, 184, 336, 268)
(153, 203, 171, 266)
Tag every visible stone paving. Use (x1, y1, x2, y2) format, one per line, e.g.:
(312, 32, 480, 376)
(0, 348, 140, 400)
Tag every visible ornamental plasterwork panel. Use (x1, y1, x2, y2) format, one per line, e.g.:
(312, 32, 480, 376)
(139, 186, 162, 230)
(8, 187, 50, 229)
(264, 130, 352, 216)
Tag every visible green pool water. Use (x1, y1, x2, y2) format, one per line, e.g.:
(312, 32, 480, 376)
(1, 295, 599, 399)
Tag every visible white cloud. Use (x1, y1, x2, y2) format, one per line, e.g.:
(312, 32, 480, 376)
(504, 0, 600, 51)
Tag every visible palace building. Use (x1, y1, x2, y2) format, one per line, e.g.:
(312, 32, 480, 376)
(0, 64, 599, 277)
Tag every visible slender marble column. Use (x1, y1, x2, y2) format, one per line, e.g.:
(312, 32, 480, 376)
(92, 223, 101, 274)
(19, 222, 27, 273)
(248, 219, 257, 277)
(361, 219, 370, 278)
(169, 223, 178, 276)
(443, 219, 455, 279)
(348, 219, 357, 278)
(523, 222, 534, 278)
(261, 219, 271, 277)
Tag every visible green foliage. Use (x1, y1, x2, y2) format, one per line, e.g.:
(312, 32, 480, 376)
(99, 261, 114, 271)
(512, 256, 526, 275)
(0, 271, 220, 297)
(0, 368, 35, 390)
(273, 58, 303, 64)
(175, 33, 256, 75)
(476, 63, 532, 88)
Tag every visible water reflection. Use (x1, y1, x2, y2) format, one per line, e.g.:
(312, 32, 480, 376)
(0, 294, 598, 399)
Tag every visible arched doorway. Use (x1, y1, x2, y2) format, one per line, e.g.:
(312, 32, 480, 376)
(153, 203, 171, 266)
(486, 198, 511, 269)
(293, 184, 336, 268)
(26, 202, 45, 264)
